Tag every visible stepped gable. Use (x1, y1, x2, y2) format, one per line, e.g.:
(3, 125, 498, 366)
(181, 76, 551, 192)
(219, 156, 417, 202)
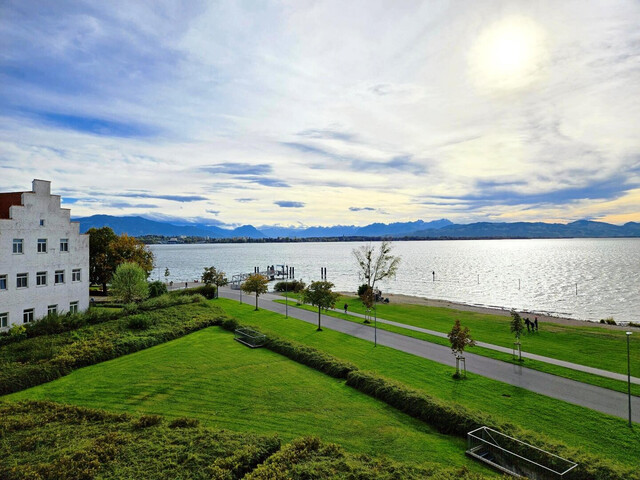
(0, 191, 24, 219)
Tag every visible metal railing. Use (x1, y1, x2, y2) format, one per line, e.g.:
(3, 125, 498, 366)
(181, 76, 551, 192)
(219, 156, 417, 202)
(234, 327, 267, 348)
(466, 426, 578, 479)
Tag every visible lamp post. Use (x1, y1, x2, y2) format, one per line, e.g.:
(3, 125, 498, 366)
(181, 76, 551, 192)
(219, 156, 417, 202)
(285, 264, 289, 318)
(627, 331, 632, 427)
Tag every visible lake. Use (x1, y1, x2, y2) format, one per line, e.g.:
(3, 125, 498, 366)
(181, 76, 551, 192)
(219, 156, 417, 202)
(149, 238, 640, 323)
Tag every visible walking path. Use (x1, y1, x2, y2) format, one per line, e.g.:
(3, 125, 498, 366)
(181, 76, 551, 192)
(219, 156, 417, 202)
(321, 305, 640, 385)
(218, 287, 639, 422)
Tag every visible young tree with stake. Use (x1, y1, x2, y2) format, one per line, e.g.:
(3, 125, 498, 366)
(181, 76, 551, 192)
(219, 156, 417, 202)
(510, 310, 525, 361)
(241, 274, 269, 310)
(302, 281, 340, 331)
(448, 319, 476, 378)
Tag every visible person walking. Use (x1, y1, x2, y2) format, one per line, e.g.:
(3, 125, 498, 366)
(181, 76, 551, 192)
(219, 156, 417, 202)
(524, 317, 531, 332)
(344, 303, 348, 314)
(534, 317, 539, 331)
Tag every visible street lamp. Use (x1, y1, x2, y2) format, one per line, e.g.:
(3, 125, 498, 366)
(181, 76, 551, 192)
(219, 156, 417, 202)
(627, 331, 632, 427)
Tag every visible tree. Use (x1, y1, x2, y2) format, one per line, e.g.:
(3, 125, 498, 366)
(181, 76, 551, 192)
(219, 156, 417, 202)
(302, 281, 339, 331)
(201, 266, 228, 299)
(111, 262, 149, 304)
(352, 241, 401, 292)
(108, 234, 154, 277)
(87, 228, 154, 294)
(241, 274, 269, 310)
(359, 285, 374, 324)
(510, 310, 524, 361)
(87, 226, 117, 294)
(448, 319, 476, 377)
(164, 267, 170, 283)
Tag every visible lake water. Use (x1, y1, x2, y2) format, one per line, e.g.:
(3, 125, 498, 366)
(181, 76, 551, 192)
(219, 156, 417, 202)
(149, 238, 640, 323)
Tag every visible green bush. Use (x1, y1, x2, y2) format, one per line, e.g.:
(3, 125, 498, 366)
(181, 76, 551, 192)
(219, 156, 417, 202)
(133, 415, 162, 429)
(148, 280, 168, 298)
(168, 417, 200, 428)
(273, 280, 306, 293)
(178, 284, 217, 299)
(126, 316, 151, 330)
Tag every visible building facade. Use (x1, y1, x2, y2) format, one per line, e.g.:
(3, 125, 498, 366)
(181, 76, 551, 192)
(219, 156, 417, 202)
(0, 179, 89, 330)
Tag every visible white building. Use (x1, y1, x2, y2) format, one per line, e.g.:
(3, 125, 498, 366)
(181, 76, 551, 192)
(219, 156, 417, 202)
(0, 179, 89, 330)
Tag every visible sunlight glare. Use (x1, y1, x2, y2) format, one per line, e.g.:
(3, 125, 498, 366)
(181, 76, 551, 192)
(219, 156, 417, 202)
(469, 16, 548, 92)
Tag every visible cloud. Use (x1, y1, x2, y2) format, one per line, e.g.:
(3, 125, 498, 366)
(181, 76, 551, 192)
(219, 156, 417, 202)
(236, 198, 256, 203)
(200, 163, 272, 176)
(108, 202, 160, 209)
(349, 206, 376, 211)
(29, 112, 157, 138)
(275, 200, 305, 208)
(206, 209, 220, 215)
(118, 193, 208, 202)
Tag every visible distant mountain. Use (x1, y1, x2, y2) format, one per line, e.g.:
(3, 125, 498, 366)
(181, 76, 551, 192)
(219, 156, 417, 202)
(231, 225, 265, 238)
(74, 215, 229, 238)
(259, 219, 453, 238)
(411, 220, 640, 238)
(73, 215, 640, 240)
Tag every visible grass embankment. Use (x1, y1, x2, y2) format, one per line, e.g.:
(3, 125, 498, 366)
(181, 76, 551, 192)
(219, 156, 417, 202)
(0, 297, 225, 396)
(5, 328, 486, 471)
(1, 402, 487, 480)
(216, 299, 640, 470)
(276, 294, 640, 396)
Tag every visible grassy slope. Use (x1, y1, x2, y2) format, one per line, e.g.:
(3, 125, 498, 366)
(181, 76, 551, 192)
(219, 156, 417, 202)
(275, 299, 640, 396)
(216, 299, 640, 468)
(5, 327, 487, 471)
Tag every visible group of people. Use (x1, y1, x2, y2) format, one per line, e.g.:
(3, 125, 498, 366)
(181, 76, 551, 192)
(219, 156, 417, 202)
(524, 316, 539, 332)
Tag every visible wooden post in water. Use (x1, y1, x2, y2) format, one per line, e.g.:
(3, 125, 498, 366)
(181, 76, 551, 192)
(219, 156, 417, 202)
(576, 283, 578, 296)
(518, 279, 521, 290)
(477, 274, 480, 285)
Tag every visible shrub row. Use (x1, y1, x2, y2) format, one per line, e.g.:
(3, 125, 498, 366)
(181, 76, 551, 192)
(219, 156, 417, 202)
(226, 322, 637, 480)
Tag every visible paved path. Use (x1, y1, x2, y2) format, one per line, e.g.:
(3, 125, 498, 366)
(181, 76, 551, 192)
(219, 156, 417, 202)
(219, 287, 639, 423)
(320, 306, 640, 385)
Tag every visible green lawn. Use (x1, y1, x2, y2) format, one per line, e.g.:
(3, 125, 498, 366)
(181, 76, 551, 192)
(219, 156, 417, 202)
(216, 298, 640, 468)
(5, 327, 487, 472)
(275, 298, 640, 396)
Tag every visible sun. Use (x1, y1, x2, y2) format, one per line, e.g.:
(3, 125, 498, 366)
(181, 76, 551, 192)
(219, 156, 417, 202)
(469, 16, 548, 92)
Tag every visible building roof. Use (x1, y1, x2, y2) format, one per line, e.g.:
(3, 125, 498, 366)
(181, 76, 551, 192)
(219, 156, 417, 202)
(0, 192, 24, 219)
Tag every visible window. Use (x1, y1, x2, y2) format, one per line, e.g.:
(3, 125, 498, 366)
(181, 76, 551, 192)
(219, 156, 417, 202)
(55, 270, 65, 284)
(37, 238, 47, 253)
(17, 273, 28, 288)
(13, 239, 23, 254)
(60, 238, 69, 252)
(48, 305, 57, 315)
(0, 274, 6, 290)
(70, 301, 79, 314)
(23, 309, 34, 324)
(40, 219, 45, 226)
(72, 269, 81, 282)
(0, 313, 7, 328)
(36, 271, 47, 286)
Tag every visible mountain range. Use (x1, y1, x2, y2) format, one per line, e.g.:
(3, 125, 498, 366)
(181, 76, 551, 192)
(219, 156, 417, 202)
(73, 215, 640, 240)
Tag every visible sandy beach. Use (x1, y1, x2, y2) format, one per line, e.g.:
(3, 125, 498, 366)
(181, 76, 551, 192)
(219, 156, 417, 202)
(339, 291, 637, 331)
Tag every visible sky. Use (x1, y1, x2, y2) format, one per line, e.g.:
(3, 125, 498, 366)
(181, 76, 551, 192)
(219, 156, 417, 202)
(1, 0, 639, 229)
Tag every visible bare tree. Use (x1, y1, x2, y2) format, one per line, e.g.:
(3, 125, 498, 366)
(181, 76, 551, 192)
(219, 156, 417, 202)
(352, 241, 401, 291)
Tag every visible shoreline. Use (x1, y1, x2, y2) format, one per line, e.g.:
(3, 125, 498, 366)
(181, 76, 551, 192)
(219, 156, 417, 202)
(338, 291, 637, 331)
